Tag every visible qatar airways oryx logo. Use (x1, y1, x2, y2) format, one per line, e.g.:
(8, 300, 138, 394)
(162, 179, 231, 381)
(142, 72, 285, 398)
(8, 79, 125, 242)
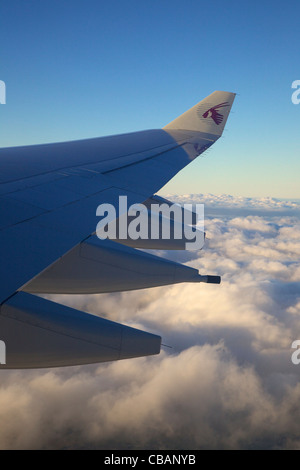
(201, 102, 229, 125)
(95, 196, 205, 250)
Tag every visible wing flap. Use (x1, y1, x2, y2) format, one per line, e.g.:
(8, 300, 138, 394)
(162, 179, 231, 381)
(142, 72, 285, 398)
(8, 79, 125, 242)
(23, 236, 204, 294)
(0, 196, 45, 230)
(0, 292, 161, 368)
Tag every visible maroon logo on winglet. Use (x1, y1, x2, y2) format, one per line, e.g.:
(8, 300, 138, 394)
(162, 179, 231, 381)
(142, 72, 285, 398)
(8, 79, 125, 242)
(202, 102, 229, 125)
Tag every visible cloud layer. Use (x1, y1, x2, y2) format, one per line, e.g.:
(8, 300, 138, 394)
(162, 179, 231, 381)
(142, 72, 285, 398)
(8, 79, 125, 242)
(1, 195, 300, 450)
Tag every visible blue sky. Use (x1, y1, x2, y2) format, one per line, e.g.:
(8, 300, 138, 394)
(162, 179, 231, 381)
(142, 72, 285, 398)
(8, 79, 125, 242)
(1, 0, 299, 198)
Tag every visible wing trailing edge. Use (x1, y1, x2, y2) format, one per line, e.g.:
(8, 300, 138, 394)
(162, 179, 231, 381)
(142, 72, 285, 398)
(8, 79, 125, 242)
(0, 292, 161, 369)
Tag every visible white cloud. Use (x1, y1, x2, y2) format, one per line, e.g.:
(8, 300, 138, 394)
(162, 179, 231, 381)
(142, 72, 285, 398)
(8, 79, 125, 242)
(1, 194, 300, 449)
(167, 193, 300, 212)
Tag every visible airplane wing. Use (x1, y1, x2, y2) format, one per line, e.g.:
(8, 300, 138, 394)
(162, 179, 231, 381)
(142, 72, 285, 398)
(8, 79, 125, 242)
(0, 90, 235, 368)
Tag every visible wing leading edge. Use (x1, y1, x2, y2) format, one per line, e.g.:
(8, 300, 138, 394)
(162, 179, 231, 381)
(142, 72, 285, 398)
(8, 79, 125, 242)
(0, 91, 236, 368)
